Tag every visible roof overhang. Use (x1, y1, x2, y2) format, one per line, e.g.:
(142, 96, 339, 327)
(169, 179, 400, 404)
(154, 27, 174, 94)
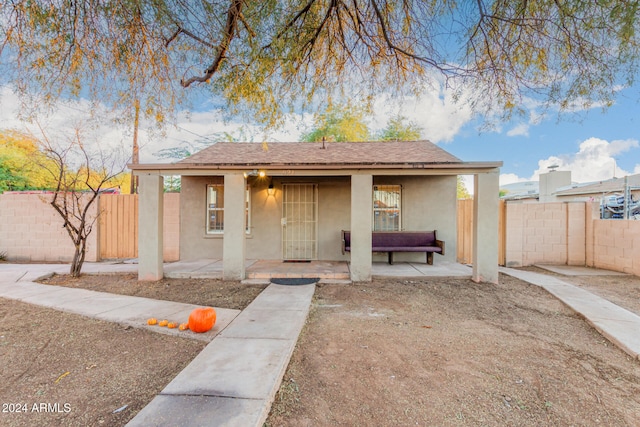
(129, 161, 503, 177)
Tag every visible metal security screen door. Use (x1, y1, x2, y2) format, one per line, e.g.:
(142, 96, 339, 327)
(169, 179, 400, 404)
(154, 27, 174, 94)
(282, 184, 318, 260)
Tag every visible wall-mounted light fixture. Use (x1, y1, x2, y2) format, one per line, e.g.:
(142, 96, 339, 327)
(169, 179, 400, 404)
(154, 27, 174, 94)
(267, 177, 275, 195)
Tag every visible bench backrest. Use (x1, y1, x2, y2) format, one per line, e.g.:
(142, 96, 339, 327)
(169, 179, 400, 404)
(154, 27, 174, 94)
(342, 230, 437, 247)
(373, 231, 436, 247)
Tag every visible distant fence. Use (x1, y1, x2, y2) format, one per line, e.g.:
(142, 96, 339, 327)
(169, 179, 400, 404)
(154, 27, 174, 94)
(99, 194, 138, 259)
(1, 194, 637, 276)
(504, 201, 639, 276)
(0, 193, 99, 262)
(456, 199, 506, 266)
(98, 193, 180, 262)
(0, 193, 179, 263)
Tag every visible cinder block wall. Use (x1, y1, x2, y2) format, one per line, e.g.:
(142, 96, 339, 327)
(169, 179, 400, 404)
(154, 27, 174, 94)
(0, 193, 99, 262)
(592, 218, 640, 275)
(505, 202, 568, 267)
(506, 200, 639, 276)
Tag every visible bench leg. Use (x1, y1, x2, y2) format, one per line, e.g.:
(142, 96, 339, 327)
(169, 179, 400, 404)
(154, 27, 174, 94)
(388, 252, 394, 265)
(427, 252, 433, 265)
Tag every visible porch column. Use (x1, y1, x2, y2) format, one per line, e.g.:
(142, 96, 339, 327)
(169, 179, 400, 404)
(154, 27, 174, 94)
(223, 173, 246, 280)
(350, 174, 373, 282)
(472, 170, 499, 284)
(138, 174, 164, 281)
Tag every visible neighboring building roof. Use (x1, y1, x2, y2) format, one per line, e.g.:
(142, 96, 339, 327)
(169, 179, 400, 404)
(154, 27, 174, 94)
(179, 141, 461, 166)
(130, 140, 502, 172)
(500, 181, 539, 200)
(554, 173, 640, 196)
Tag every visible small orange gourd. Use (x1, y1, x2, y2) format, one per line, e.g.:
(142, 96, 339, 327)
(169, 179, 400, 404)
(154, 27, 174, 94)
(178, 323, 189, 331)
(158, 319, 169, 327)
(167, 322, 178, 329)
(147, 318, 158, 326)
(188, 307, 217, 333)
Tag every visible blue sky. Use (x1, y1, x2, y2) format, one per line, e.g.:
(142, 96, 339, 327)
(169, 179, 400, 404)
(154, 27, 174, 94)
(1, 81, 639, 191)
(448, 90, 640, 185)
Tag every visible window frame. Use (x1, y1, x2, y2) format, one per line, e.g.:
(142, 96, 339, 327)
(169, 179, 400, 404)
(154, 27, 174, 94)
(205, 183, 251, 235)
(206, 184, 225, 234)
(373, 184, 402, 231)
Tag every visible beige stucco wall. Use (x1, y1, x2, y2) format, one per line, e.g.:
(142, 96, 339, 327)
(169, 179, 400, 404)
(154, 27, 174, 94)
(179, 176, 224, 260)
(539, 171, 571, 202)
(316, 177, 352, 260)
(178, 174, 458, 263)
(373, 175, 457, 263)
(0, 193, 98, 262)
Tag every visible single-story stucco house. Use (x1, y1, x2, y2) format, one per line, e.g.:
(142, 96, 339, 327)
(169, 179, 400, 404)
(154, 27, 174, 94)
(130, 140, 502, 283)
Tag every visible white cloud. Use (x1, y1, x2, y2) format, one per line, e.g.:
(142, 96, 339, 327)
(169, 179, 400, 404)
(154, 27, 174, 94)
(371, 82, 474, 144)
(506, 123, 529, 137)
(607, 138, 639, 156)
(500, 173, 529, 186)
(529, 137, 640, 183)
(497, 137, 640, 190)
(0, 85, 130, 157)
(0, 85, 264, 163)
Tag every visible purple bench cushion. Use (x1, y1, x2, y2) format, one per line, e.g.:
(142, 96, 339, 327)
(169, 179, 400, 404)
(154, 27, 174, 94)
(372, 232, 436, 247)
(373, 246, 442, 252)
(342, 231, 441, 252)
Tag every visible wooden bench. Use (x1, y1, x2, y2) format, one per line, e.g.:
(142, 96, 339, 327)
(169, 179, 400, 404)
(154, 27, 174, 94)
(341, 230, 445, 265)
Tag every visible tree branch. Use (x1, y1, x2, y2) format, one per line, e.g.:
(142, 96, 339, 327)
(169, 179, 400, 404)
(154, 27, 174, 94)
(181, 0, 244, 87)
(167, 26, 217, 50)
(369, 0, 442, 70)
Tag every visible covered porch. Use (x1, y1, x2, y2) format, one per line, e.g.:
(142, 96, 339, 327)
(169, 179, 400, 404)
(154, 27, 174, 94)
(131, 141, 502, 283)
(162, 259, 473, 281)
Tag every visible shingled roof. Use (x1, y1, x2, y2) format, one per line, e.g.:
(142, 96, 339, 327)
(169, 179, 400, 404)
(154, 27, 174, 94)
(178, 140, 462, 166)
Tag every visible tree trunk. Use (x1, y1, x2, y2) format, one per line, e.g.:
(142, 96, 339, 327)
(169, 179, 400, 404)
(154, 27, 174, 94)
(69, 241, 86, 277)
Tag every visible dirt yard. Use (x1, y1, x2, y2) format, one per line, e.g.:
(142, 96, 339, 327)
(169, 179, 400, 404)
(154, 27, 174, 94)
(1, 275, 265, 427)
(266, 273, 640, 426)
(1, 271, 639, 426)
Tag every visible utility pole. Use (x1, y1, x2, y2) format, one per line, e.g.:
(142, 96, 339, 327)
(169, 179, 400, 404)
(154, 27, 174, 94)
(130, 99, 140, 194)
(623, 175, 629, 220)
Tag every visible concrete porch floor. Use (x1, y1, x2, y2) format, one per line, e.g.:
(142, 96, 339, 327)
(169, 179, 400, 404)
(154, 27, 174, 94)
(162, 259, 473, 282)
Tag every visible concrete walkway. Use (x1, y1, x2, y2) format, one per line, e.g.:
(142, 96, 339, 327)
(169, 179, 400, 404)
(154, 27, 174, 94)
(501, 267, 640, 360)
(0, 262, 314, 427)
(126, 283, 315, 427)
(0, 264, 239, 342)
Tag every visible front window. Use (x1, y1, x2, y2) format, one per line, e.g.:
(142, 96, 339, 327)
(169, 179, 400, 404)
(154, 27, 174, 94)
(373, 185, 401, 231)
(206, 184, 251, 234)
(207, 184, 224, 233)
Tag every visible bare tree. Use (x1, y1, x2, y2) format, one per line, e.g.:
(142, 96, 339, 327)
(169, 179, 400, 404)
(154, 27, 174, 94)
(36, 126, 127, 277)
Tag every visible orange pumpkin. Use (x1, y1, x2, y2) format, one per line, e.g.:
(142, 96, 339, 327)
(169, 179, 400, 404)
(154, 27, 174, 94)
(147, 318, 158, 326)
(188, 307, 217, 333)
(167, 322, 178, 329)
(158, 319, 169, 327)
(178, 323, 189, 331)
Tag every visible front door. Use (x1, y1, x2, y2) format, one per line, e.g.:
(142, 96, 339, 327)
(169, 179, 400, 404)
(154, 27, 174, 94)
(282, 183, 318, 260)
